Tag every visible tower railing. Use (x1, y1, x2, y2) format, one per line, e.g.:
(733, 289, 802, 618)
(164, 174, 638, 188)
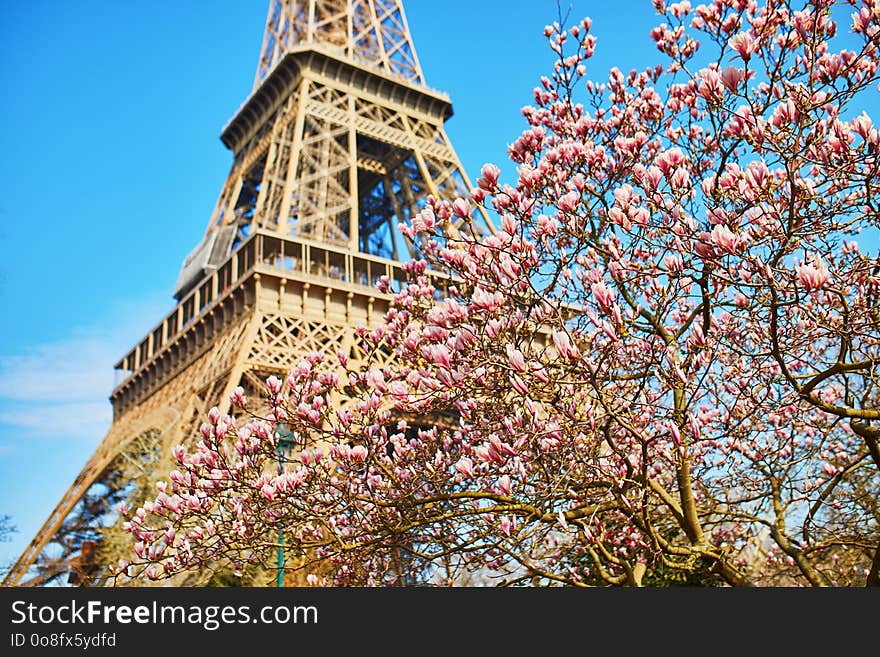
(113, 229, 453, 390)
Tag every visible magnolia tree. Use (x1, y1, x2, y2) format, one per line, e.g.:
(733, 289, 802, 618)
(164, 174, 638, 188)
(119, 0, 880, 586)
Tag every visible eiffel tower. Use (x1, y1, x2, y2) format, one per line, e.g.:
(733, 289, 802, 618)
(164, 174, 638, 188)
(4, 0, 492, 587)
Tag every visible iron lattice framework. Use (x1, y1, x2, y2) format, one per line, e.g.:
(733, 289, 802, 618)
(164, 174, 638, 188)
(4, 0, 491, 587)
(255, 0, 424, 89)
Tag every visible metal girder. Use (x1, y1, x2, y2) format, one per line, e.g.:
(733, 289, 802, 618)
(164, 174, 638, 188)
(256, 0, 424, 89)
(6, 0, 493, 587)
(209, 75, 482, 259)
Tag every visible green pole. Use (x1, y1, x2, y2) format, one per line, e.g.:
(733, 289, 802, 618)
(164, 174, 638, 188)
(275, 424, 294, 588)
(276, 528, 284, 588)
(276, 436, 284, 588)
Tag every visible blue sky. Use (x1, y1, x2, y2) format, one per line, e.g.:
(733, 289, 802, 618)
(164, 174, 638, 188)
(0, 1, 876, 571)
(0, 0, 670, 572)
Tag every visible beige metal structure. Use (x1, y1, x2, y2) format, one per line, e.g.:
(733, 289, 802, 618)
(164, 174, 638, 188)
(4, 0, 491, 587)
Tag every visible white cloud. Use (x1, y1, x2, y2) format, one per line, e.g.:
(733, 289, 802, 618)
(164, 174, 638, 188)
(0, 402, 112, 442)
(0, 293, 173, 442)
(0, 339, 121, 402)
(0, 292, 177, 570)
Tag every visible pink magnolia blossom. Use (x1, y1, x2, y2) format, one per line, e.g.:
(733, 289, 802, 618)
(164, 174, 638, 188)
(551, 329, 580, 360)
(230, 386, 247, 408)
(558, 191, 580, 213)
(452, 198, 471, 218)
(721, 66, 745, 91)
(590, 282, 615, 311)
(728, 32, 756, 61)
(710, 224, 739, 254)
(365, 367, 388, 393)
(505, 344, 528, 373)
(456, 456, 476, 478)
(477, 163, 501, 191)
(122, 1, 880, 590)
(797, 255, 830, 292)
